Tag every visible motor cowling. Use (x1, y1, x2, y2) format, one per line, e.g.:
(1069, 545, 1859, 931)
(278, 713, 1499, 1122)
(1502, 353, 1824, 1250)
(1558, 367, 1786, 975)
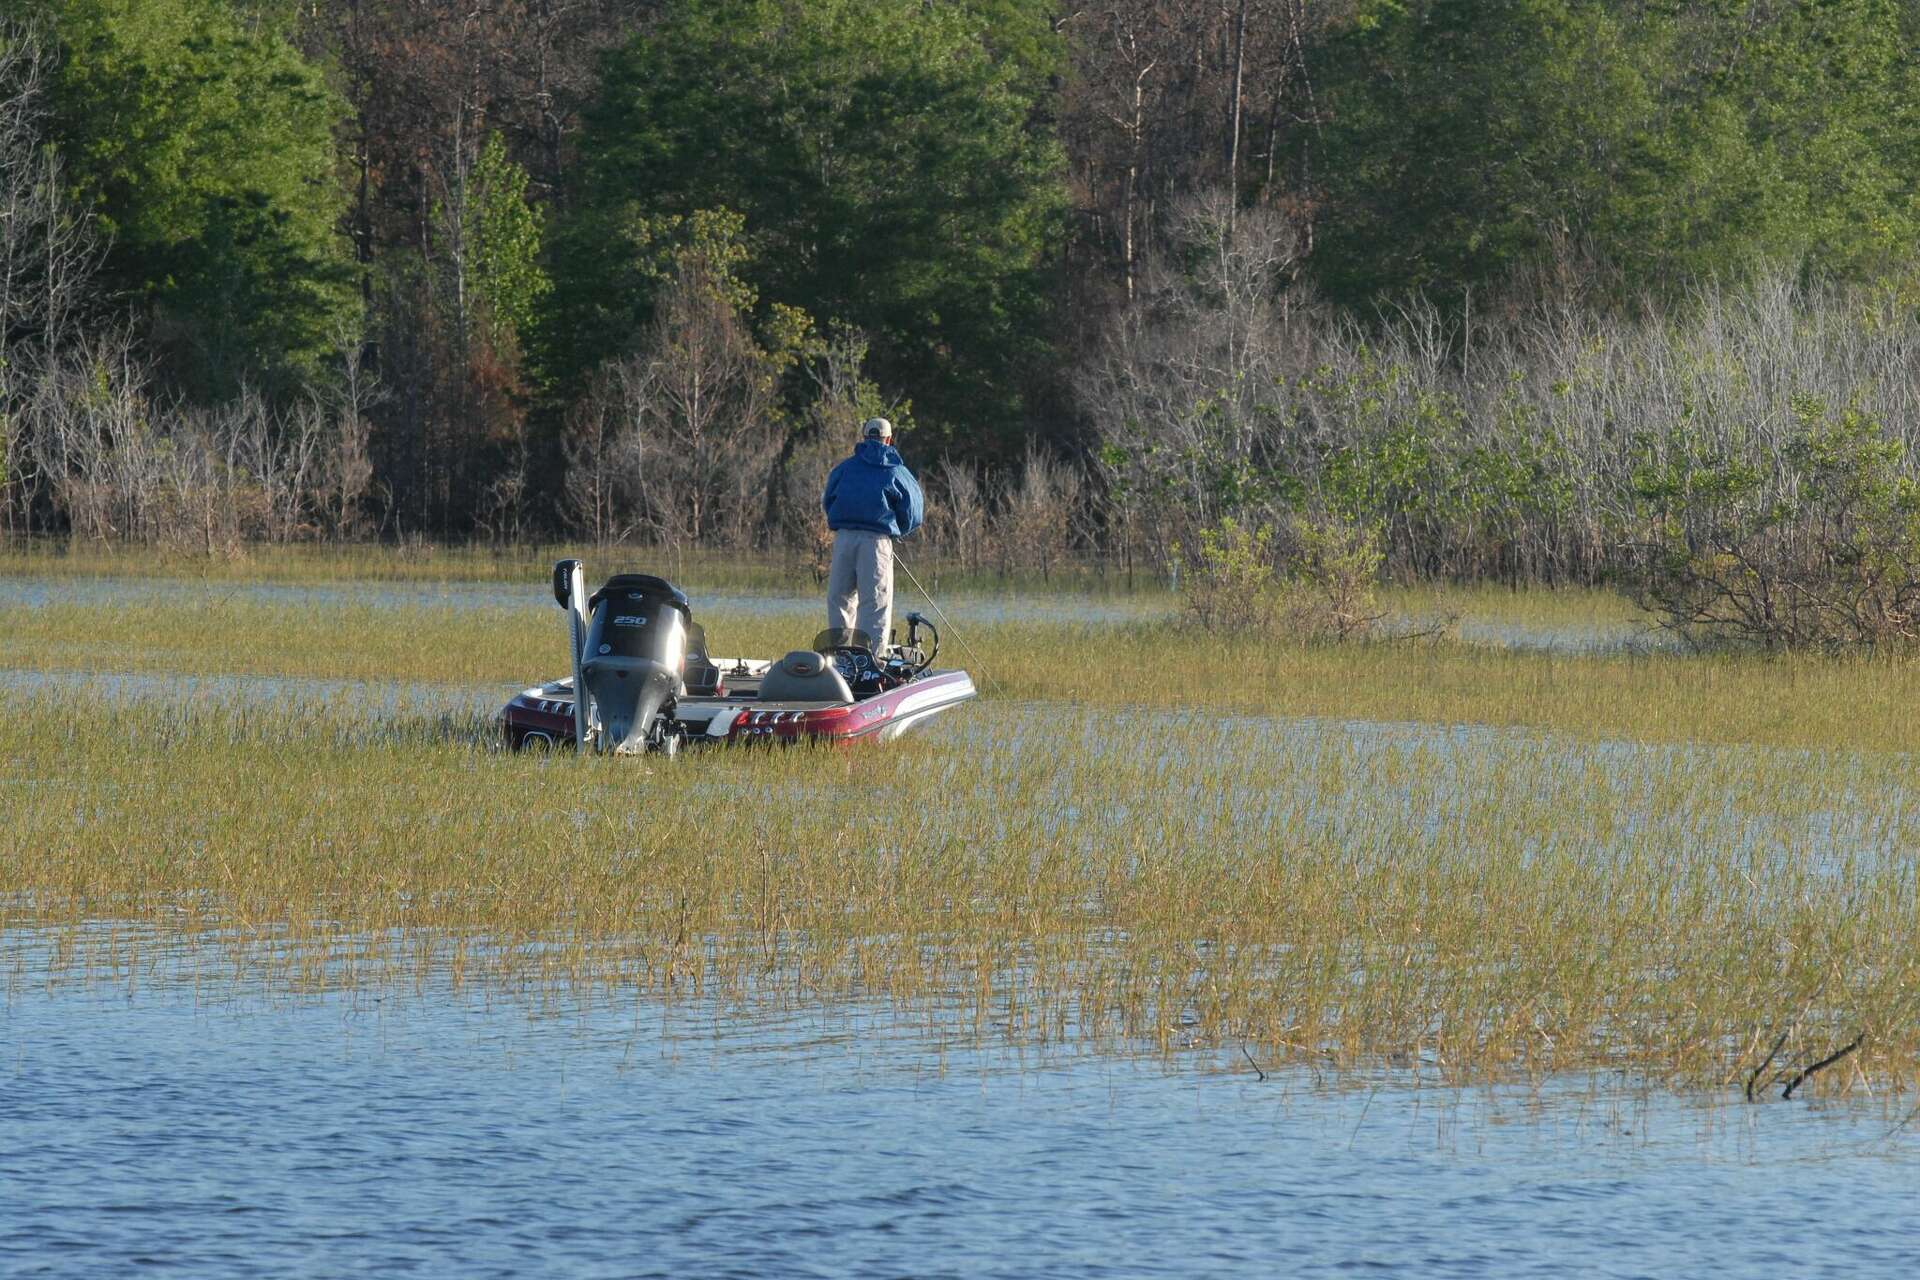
(579, 574, 691, 753)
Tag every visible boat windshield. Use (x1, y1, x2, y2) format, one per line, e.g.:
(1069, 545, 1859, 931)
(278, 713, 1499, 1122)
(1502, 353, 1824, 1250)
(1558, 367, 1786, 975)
(812, 627, 873, 654)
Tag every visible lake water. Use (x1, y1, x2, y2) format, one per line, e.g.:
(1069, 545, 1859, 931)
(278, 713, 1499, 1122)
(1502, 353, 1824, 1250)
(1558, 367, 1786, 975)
(5, 951, 1915, 1279)
(2, 573, 1685, 651)
(0, 574, 1158, 626)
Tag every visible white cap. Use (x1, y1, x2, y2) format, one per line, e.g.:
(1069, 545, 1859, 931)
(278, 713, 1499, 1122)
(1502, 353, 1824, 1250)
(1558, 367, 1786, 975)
(862, 416, 893, 441)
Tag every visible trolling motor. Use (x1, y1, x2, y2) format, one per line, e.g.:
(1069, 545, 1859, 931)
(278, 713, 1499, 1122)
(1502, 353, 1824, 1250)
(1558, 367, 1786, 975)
(553, 559, 689, 756)
(883, 611, 938, 679)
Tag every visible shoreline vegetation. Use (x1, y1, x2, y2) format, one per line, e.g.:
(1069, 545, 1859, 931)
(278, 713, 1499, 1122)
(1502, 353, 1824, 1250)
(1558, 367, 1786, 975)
(5, 549, 1915, 1101)
(7, 8, 1920, 644)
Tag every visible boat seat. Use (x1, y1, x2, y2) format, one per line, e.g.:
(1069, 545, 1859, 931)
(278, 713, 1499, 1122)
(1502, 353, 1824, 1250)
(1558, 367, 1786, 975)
(684, 658, 725, 697)
(681, 622, 725, 695)
(757, 650, 853, 703)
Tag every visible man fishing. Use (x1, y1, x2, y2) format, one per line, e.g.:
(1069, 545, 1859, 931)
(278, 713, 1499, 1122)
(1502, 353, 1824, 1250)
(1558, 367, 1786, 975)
(822, 416, 923, 650)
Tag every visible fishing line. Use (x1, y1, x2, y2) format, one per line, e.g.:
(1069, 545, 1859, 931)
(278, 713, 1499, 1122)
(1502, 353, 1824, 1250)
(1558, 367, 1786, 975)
(894, 550, 997, 696)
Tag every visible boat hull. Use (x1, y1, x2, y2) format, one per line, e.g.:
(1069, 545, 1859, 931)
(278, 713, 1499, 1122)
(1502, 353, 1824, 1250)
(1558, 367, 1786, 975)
(500, 668, 976, 751)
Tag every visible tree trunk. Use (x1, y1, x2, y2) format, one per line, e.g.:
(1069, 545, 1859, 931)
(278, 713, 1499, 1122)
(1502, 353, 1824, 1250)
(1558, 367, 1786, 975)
(1226, 0, 1248, 233)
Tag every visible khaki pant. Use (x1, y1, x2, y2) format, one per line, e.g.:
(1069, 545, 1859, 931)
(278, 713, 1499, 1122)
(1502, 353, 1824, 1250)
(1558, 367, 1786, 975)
(826, 528, 894, 648)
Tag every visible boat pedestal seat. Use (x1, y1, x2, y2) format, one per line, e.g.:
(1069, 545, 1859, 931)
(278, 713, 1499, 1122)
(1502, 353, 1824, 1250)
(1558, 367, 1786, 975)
(758, 650, 854, 703)
(683, 657, 725, 697)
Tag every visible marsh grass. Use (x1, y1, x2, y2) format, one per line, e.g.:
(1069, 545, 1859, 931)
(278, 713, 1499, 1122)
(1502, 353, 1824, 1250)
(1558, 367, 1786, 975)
(2, 687, 1913, 1098)
(4, 593, 1919, 751)
(4, 538, 1652, 614)
(5, 559, 1914, 1097)
(0, 539, 1655, 633)
(1380, 582, 1646, 629)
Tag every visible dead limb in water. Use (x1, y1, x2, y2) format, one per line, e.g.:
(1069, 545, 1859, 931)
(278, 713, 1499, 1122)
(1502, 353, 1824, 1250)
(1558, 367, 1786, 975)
(1781, 1035, 1865, 1101)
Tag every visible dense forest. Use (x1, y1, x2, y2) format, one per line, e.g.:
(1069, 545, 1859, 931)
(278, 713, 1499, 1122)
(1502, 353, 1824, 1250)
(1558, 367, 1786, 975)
(5, 0, 1920, 591)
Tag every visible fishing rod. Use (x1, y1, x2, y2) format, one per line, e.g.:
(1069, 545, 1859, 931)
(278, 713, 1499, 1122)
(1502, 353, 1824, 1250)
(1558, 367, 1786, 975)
(894, 550, 997, 696)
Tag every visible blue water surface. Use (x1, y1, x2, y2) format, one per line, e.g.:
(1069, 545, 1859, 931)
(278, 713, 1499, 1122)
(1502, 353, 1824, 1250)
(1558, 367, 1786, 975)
(3, 976, 1913, 1279)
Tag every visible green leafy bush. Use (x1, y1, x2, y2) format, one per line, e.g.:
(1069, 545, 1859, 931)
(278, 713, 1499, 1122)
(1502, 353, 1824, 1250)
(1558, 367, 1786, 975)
(1178, 510, 1386, 639)
(1280, 510, 1387, 641)
(1177, 517, 1279, 632)
(1628, 398, 1920, 650)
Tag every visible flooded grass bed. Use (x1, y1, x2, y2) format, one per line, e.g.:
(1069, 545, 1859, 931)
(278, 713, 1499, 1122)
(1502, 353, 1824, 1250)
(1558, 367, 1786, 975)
(7, 564, 1918, 1275)
(7, 581, 1920, 748)
(0, 541, 1170, 599)
(3, 670, 1914, 1099)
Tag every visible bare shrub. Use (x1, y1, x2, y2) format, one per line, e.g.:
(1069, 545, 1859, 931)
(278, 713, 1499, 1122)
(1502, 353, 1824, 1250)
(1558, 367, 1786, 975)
(1078, 191, 1920, 588)
(21, 330, 374, 550)
(561, 258, 785, 549)
(1, 25, 96, 367)
(28, 333, 153, 541)
(777, 425, 843, 583)
(322, 331, 379, 538)
(777, 331, 876, 578)
(998, 443, 1084, 579)
(635, 261, 784, 547)
(1078, 190, 1304, 565)
(226, 388, 326, 543)
(2, 21, 100, 535)
(927, 458, 991, 571)
(476, 443, 529, 545)
(2, 32, 356, 555)
(561, 366, 643, 545)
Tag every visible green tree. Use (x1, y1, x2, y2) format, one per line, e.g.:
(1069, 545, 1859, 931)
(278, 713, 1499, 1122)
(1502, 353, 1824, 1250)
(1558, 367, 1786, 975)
(549, 0, 1066, 453)
(1315, 0, 1920, 307)
(1703, 0, 1918, 281)
(959, 0, 1064, 93)
(41, 0, 354, 396)
(1318, 0, 1663, 303)
(462, 132, 549, 355)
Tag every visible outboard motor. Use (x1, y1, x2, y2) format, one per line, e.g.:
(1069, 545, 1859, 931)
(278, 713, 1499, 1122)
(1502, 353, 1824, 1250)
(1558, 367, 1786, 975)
(556, 562, 691, 755)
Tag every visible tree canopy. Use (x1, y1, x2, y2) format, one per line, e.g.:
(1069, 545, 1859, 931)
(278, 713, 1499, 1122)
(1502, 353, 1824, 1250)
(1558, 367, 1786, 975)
(12, 0, 1920, 548)
(1316, 0, 1920, 307)
(40, 0, 354, 395)
(548, 0, 1067, 452)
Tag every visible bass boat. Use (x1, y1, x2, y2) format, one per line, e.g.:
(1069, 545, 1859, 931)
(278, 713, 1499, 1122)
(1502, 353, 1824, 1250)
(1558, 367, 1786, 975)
(500, 559, 977, 755)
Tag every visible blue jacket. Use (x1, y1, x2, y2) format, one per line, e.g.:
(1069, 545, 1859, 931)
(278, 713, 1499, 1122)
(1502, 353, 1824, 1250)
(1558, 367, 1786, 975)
(823, 440, 923, 538)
